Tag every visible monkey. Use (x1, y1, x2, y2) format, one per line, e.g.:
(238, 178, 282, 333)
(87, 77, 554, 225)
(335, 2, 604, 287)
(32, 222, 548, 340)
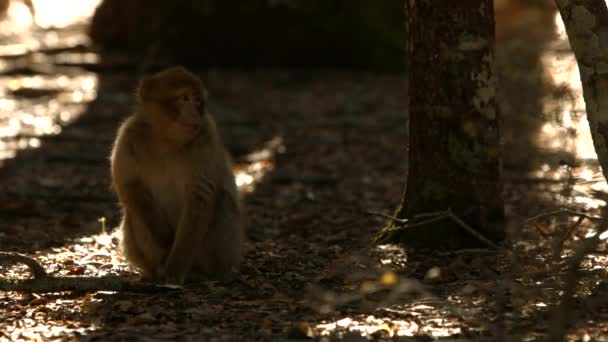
(110, 66, 244, 284)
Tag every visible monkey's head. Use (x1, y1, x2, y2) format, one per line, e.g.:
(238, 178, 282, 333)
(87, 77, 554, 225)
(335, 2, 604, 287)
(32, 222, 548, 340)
(137, 66, 208, 144)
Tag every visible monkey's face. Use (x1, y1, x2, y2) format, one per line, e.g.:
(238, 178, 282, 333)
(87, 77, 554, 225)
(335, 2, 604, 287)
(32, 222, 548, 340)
(138, 67, 207, 144)
(167, 87, 204, 138)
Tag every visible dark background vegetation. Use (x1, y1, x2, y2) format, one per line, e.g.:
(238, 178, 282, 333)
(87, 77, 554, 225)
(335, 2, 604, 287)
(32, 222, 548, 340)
(90, 0, 405, 70)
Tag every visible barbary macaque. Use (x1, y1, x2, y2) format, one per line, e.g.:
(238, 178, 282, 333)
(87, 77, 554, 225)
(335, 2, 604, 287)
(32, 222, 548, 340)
(111, 66, 243, 284)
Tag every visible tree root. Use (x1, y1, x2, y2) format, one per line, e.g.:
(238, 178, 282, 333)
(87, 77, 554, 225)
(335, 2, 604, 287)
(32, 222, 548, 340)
(0, 252, 178, 293)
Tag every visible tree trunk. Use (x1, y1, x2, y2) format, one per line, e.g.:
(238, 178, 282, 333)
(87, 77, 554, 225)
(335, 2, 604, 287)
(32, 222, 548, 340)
(380, 0, 504, 248)
(554, 0, 608, 184)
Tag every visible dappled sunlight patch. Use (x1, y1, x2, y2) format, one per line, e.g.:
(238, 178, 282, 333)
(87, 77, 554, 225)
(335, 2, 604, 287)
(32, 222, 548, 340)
(3, 228, 130, 280)
(1, 314, 100, 341)
(539, 13, 590, 157)
(32, 0, 101, 29)
(308, 266, 428, 315)
(315, 315, 417, 338)
(0, 225, 131, 340)
(234, 136, 284, 193)
(530, 12, 608, 212)
(1, 1, 34, 33)
(0, 30, 92, 56)
(314, 309, 463, 338)
(0, 218, 131, 288)
(234, 159, 274, 190)
(0, 0, 100, 34)
(372, 244, 407, 267)
(303, 247, 468, 339)
(0, 1, 98, 60)
(0, 72, 98, 163)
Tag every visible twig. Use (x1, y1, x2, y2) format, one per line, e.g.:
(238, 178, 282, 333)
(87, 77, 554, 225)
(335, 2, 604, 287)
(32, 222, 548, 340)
(548, 220, 608, 341)
(0, 252, 177, 293)
(398, 213, 451, 230)
(445, 209, 499, 249)
(0, 275, 175, 293)
(0, 252, 47, 278)
(366, 209, 448, 223)
(438, 248, 496, 256)
(365, 210, 409, 223)
(370, 210, 451, 245)
(552, 214, 586, 261)
(370, 209, 499, 249)
(414, 210, 451, 219)
(521, 209, 604, 226)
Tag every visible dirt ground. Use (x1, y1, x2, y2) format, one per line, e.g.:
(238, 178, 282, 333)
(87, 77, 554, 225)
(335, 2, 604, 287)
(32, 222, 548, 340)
(1, 3, 608, 341)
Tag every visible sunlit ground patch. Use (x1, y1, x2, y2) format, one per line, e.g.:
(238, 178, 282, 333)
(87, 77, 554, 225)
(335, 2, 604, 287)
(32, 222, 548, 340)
(0, 0, 101, 33)
(315, 311, 463, 338)
(308, 246, 465, 339)
(234, 136, 284, 193)
(533, 13, 608, 211)
(0, 226, 121, 340)
(32, 0, 101, 29)
(0, 0, 99, 58)
(0, 0, 34, 33)
(0, 73, 98, 164)
(373, 244, 407, 267)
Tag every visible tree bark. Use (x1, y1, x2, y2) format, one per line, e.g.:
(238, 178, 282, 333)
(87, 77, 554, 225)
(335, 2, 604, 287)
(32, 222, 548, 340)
(554, 0, 608, 183)
(380, 0, 504, 248)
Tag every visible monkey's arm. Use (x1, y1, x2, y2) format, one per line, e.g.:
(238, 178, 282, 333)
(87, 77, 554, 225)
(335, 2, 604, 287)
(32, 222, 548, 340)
(117, 181, 174, 247)
(161, 173, 218, 284)
(112, 138, 173, 247)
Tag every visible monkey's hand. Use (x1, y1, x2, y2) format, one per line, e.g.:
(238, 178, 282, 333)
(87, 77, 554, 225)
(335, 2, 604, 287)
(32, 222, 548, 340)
(160, 177, 216, 285)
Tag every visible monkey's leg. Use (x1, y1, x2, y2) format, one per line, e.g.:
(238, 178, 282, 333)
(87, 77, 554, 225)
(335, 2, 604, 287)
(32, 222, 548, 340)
(121, 214, 169, 279)
(195, 191, 244, 279)
(161, 177, 218, 283)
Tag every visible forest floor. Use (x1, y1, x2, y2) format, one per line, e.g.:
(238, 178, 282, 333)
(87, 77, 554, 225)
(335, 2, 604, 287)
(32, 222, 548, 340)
(2, 3, 608, 341)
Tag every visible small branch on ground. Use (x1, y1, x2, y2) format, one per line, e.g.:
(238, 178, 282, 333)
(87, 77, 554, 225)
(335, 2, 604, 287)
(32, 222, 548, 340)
(552, 214, 586, 260)
(369, 209, 499, 249)
(366, 209, 447, 223)
(0, 253, 48, 279)
(521, 209, 604, 226)
(548, 219, 608, 341)
(521, 208, 606, 260)
(0, 252, 177, 293)
(521, 203, 608, 337)
(444, 209, 499, 249)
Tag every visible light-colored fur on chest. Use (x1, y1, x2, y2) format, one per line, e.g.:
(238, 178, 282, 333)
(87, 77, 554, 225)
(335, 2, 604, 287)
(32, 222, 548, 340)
(140, 155, 190, 227)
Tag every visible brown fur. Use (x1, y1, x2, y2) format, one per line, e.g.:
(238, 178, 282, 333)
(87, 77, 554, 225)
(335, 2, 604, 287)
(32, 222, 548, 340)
(111, 67, 243, 284)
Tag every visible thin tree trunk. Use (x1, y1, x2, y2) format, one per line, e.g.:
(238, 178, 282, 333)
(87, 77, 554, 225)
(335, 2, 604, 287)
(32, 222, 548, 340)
(550, 2, 608, 340)
(381, 0, 504, 248)
(555, 0, 608, 183)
